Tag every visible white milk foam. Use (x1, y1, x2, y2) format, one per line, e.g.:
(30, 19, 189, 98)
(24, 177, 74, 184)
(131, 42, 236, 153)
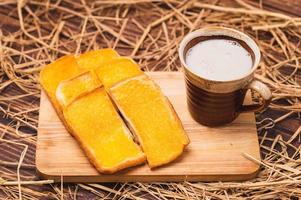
(185, 39, 253, 81)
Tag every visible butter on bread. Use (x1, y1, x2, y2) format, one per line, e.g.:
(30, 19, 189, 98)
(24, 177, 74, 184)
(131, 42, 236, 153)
(95, 57, 143, 89)
(57, 72, 146, 173)
(109, 74, 189, 168)
(56, 71, 101, 108)
(40, 50, 146, 174)
(76, 49, 119, 70)
(39, 49, 119, 117)
(39, 55, 83, 119)
(40, 49, 189, 172)
(63, 88, 146, 173)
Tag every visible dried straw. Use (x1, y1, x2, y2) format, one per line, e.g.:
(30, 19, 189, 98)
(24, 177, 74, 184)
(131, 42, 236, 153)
(0, 0, 300, 199)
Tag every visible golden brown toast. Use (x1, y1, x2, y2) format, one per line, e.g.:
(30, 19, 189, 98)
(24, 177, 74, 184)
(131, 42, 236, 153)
(76, 49, 119, 70)
(109, 74, 189, 168)
(41, 51, 146, 173)
(40, 49, 188, 172)
(63, 87, 146, 173)
(95, 57, 143, 89)
(39, 49, 119, 117)
(39, 55, 83, 119)
(56, 71, 101, 108)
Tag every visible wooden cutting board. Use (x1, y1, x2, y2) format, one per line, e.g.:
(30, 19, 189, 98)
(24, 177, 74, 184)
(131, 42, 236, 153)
(36, 72, 260, 182)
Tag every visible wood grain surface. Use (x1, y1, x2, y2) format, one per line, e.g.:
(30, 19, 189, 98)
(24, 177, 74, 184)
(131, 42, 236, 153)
(36, 72, 260, 182)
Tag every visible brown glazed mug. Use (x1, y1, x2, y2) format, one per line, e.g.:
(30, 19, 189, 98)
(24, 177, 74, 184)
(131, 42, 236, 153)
(179, 27, 272, 126)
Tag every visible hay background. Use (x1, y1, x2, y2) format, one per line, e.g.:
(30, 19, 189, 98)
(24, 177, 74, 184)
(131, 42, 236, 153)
(0, 0, 300, 199)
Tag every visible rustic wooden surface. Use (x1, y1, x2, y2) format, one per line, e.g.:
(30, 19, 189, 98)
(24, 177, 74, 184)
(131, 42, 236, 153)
(36, 72, 260, 182)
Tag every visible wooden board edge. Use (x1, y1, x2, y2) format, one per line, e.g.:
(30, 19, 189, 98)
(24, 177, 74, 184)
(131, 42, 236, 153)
(36, 170, 261, 183)
(36, 162, 260, 182)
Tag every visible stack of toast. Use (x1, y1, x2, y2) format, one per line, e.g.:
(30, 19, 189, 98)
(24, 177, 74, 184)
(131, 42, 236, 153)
(39, 49, 189, 174)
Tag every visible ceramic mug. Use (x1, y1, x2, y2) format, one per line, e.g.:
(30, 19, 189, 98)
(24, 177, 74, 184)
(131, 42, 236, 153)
(179, 27, 272, 126)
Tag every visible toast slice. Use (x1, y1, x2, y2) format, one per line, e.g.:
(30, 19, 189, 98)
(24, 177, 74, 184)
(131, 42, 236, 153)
(109, 74, 189, 168)
(95, 57, 143, 89)
(76, 49, 119, 70)
(39, 49, 119, 115)
(56, 71, 101, 108)
(63, 87, 146, 173)
(39, 55, 83, 119)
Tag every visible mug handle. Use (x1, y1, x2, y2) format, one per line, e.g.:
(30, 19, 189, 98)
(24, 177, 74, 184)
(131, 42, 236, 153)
(240, 80, 272, 113)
